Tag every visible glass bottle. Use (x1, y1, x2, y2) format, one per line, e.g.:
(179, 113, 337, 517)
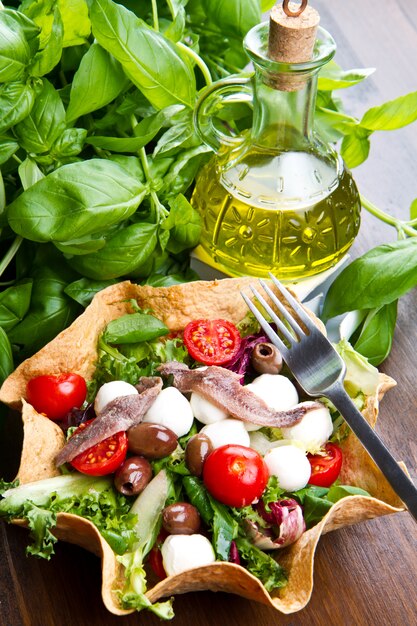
(191, 22, 361, 279)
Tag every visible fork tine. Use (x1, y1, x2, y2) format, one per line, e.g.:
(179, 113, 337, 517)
(248, 286, 296, 346)
(259, 279, 305, 338)
(268, 273, 316, 330)
(240, 291, 289, 357)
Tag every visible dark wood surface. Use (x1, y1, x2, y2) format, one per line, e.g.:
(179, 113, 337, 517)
(1, 1, 417, 625)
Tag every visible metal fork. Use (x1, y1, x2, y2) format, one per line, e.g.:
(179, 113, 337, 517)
(241, 274, 417, 523)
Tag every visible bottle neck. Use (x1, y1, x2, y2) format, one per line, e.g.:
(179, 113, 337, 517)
(250, 67, 318, 151)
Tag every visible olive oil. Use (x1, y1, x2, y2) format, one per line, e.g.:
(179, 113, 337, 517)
(192, 149, 361, 279)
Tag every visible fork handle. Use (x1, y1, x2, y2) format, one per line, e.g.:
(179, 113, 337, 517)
(327, 383, 417, 523)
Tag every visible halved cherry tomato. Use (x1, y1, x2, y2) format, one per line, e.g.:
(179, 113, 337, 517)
(307, 442, 343, 487)
(147, 529, 168, 580)
(203, 444, 268, 508)
(70, 419, 128, 476)
(27, 373, 87, 421)
(183, 319, 241, 366)
(148, 546, 167, 580)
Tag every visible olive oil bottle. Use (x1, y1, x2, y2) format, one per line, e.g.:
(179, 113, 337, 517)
(192, 149, 360, 279)
(192, 16, 361, 279)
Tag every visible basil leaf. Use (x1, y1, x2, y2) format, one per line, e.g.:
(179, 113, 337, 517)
(21, 0, 91, 48)
(54, 234, 107, 256)
(51, 128, 87, 158)
(8, 159, 147, 243)
(202, 0, 261, 38)
(302, 493, 334, 528)
(315, 107, 356, 143)
(90, 0, 196, 109)
(162, 193, 202, 254)
(327, 485, 371, 503)
(30, 6, 63, 77)
(410, 198, 417, 220)
(108, 155, 145, 182)
(293, 485, 329, 504)
(64, 277, 116, 307)
(0, 81, 36, 134)
(322, 239, 417, 319)
(8, 265, 80, 361)
(167, 0, 188, 19)
(160, 145, 211, 199)
(103, 312, 169, 344)
(67, 222, 158, 279)
(85, 135, 152, 153)
(360, 90, 417, 131)
(153, 119, 197, 157)
(145, 273, 195, 287)
(208, 495, 238, 561)
(0, 9, 40, 82)
(0, 136, 19, 165)
(0, 327, 14, 387)
(66, 43, 129, 122)
(341, 126, 371, 168)
(14, 78, 66, 154)
(0, 279, 33, 332)
(18, 157, 44, 190)
(318, 62, 375, 91)
(354, 301, 398, 366)
(163, 5, 186, 43)
(133, 106, 185, 144)
(183, 476, 214, 527)
(261, 0, 276, 10)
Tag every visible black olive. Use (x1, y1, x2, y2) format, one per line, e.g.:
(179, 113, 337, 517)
(185, 433, 213, 477)
(251, 342, 283, 374)
(162, 502, 201, 535)
(127, 422, 178, 459)
(114, 456, 152, 496)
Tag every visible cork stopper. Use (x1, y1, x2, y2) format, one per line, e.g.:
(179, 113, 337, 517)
(268, 1, 320, 90)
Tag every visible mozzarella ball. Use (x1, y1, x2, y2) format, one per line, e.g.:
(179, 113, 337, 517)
(190, 392, 228, 425)
(201, 418, 250, 449)
(264, 444, 311, 491)
(94, 380, 138, 414)
(245, 374, 299, 411)
(281, 402, 333, 453)
(143, 387, 193, 437)
(161, 534, 216, 576)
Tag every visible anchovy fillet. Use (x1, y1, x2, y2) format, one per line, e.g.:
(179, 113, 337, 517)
(55, 377, 163, 466)
(158, 362, 315, 427)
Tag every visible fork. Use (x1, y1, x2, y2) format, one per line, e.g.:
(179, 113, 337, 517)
(241, 274, 417, 523)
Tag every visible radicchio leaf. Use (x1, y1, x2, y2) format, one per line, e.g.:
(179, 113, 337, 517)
(229, 540, 241, 564)
(225, 331, 269, 381)
(245, 499, 305, 550)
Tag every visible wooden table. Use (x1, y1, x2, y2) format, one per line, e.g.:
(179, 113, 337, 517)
(1, 1, 416, 625)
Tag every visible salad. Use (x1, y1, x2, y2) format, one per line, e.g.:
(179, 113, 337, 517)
(0, 278, 404, 618)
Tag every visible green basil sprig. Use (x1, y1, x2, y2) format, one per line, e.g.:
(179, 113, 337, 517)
(103, 312, 169, 344)
(323, 239, 417, 365)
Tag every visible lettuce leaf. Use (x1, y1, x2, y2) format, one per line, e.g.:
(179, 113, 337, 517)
(0, 473, 136, 558)
(235, 536, 287, 591)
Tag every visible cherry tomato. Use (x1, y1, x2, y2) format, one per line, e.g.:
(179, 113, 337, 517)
(307, 442, 343, 487)
(70, 420, 128, 476)
(183, 319, 241, 366)
(203, 444, 268, 508)
(148, 547, 167, 580)
(148, 530, 167, 580)
(27, 373, 87, 421)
